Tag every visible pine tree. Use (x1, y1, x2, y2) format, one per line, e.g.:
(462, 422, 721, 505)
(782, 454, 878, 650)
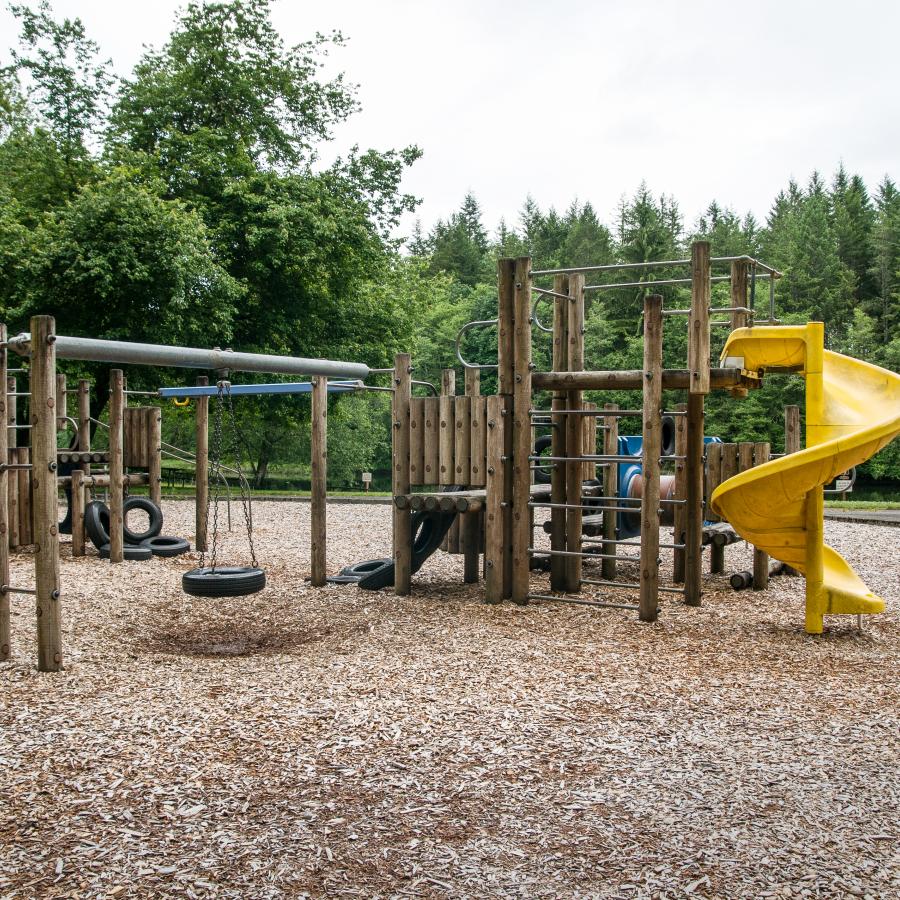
(830, 166, 876, 302)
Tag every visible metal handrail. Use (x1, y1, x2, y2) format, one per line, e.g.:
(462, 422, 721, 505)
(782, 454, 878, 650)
(531, 294, 554, 333)
(455, 318, 500, 370)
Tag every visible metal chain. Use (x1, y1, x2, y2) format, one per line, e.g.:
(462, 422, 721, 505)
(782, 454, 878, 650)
(197, 379, 258, 571)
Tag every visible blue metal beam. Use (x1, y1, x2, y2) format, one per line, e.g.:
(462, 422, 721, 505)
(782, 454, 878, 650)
(158, 380, 359, 399)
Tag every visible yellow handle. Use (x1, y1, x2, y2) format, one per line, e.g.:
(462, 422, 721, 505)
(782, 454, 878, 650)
(172, 397, 191, 407)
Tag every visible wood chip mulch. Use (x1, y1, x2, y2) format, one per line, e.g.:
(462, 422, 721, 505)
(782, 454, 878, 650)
(1, 501, 898, 898)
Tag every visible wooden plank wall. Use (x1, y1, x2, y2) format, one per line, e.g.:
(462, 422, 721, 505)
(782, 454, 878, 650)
(410, 395, 489, 488)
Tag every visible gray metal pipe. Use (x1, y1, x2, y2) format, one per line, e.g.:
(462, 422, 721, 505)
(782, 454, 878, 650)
(7, 333, 370, 380)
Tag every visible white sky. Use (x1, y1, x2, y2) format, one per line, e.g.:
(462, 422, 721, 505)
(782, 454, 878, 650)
(2, 0, 898, 239)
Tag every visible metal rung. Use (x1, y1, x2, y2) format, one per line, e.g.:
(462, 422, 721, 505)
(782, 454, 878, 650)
(0, 585, 36, 595)
(582, 578, 685, 594)
(0, 463, 33, 471)
(529, 454, 641, 463)
(527, 592, 640, 612)
(578, 551, 641, 562)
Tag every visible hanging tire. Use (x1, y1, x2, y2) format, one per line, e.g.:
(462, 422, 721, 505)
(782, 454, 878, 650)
(142, 535, 190, 558)
(533, 434, 553, 484)
(99, 542, 153, 561)
(182, 566, 267, 597)
(84, 501, 111, 551)
(123, 496, 163, 544)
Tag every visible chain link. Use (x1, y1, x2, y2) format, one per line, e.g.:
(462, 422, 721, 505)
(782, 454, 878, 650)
(199, 379, 257, 571)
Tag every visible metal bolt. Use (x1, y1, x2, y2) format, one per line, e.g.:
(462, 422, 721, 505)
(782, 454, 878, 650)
(51, 590, 60, 600)
(48, 461, 57, 472)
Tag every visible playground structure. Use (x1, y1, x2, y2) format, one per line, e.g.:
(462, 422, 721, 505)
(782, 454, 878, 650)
(1, 241, 898, 671)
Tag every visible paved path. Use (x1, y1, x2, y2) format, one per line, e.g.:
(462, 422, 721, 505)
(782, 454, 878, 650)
(824, 508, 900, 527)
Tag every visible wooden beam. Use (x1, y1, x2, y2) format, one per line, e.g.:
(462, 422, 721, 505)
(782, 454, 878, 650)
(6, 375, 15, 451)
(195, 376, 209, 552)
(532, 368, 746, 392)
(497, 259, 516, 395)
(601, 403, 619, 581)
(30, 316, 62, 671)
(672, 402, 687, 583)
(409, 398, 425, 485)
(705, 441, 725, 574)
(310, 375, 328, 587)
(549, 273, 569, 592)
(564, 272, 585, 594)
(484, 395, 506, 603)
(148, 407, 162, 508)
(752, 441, 770, 589)
(684, 392, 705, 606)
(511, 256, 533, 604)
(639, 295, 663, 622)
(689, 240, 711, 395)
(0, 325, 8, 660)
(462, 368, 481, 583)
(77, 379, 90, 475)
(730, 259, 749, 330)
(55, 373, 67, 431)
(108, 369, 125, 563)
(392, 353, 412, 595)
(71, 469, 85, 557)
(422, 397, 439, 484)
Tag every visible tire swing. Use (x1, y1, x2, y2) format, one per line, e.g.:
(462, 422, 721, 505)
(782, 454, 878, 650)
(182, 379, 266, 598)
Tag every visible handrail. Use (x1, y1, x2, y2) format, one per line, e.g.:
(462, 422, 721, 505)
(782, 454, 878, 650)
(530, 294, 554, 333)
(455, 318, 500, 370)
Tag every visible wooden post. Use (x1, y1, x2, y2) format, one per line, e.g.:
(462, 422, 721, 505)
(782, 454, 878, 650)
(422, 397, 439, 484)
(752, 441, 770, 589)
(30, 316, 62, 671)
(392, 353, 412, 595)
(16, 447, 29, 546)
(730, 260, 749, 330)
(485, 395, 506, 602)
(672, 402, 688, 582)
(461, 368, 480, 583)
(511, 256, 533, 604)
(439, 369, 455, 487)
(195, 376, 209, 552)
(0, 325, 8, 660)
(706, 442, 725, 573)
(783, 405, 801, 577)
(601, 403, 619, 581)
(108, 369, 125, 563)
(639, 295, 663, 622)
(71, 469, 85, 557)
(310, 375, 328, 587)
(77, 379, 90, 475)
(564, 272, 585, 594)
(55, 373, 67, 431)
(684, 392, 705, 606)
(6, 375, 15, 451)
(689, 241, 711, 395)
(549, 273, 569, 592)
(148, 407, 162, 508)
(497, 259, 516, 395)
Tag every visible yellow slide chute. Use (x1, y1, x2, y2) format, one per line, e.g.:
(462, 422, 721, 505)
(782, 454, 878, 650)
(710, 322, 900, 633)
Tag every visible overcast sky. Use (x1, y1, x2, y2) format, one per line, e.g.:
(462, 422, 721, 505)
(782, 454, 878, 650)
(2, 0, 898, 239)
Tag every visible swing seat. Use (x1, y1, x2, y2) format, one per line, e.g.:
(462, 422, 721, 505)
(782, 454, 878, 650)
(182, 566, 266, 598)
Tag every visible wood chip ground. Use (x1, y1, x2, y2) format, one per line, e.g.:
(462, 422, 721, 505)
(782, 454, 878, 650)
(1, 501, 898, 898)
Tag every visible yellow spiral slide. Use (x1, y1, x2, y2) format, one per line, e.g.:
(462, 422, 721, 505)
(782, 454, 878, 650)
(710, 322, 900, 633)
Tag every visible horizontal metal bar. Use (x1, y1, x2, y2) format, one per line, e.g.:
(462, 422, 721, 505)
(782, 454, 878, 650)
(581, 538, 685, 549)
(661, 309, 692, 316)
(8, 391, 31, 396)
(711, 255, 782, 277)
(1, 585, 36, 595)
(0, 463, 33, 471)
(123, 389, 160, 396)
(582, 578, 685, 594)
(532, 259, 691, 277)
(529, 501, 638, 511)
(158, 380, 358, 398)
(531, 286, 571, 301)
(583, 273, 775, 293)
(527, 592, 640, 612)
(8, 333, 370, 380)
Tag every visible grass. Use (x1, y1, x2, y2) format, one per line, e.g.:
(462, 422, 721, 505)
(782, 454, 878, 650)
(824, 499, 900, 510)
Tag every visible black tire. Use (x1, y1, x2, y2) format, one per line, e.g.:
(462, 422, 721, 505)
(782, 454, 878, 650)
(661, 415, 676, 458)
(84, 501, 111, 551)
(341, 558, 391, 578)
(533, 434, 553, 484)
(123, 496, 163, 544)
(182, 566, 266, 597)
(142, 535, 191, 558)
(58, 460, 77, 535)
(99, 542, 153, 561)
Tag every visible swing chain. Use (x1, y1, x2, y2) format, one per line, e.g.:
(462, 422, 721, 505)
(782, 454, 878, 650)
(199, 379, 257, 572)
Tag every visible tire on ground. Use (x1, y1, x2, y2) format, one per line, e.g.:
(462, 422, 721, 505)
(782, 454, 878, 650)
(99, 542, 153, 561)
(84, 500, 111, 551)
(142, 535, 190, 558)
(123, 496, 164, 544)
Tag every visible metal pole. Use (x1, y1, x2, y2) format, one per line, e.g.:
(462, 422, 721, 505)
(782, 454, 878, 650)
(7, 334, 370, 380)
